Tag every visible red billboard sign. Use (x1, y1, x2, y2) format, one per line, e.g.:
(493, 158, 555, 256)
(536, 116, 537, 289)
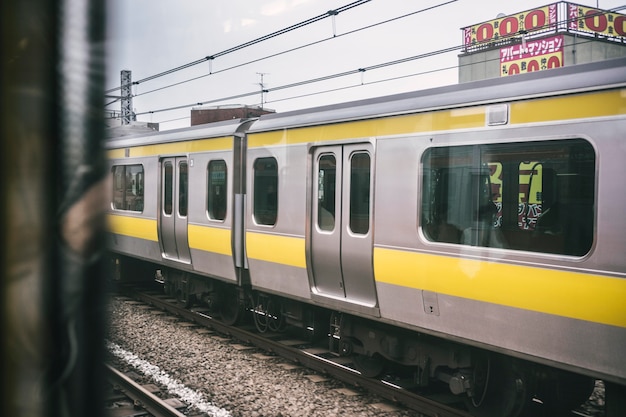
(500, 35, 564, 76)
(464, 4, 558, 49)
(568, 3, 626, 38)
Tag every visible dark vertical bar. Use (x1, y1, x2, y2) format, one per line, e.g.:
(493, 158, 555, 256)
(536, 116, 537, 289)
(1, 1, 59, 416)
(55, 0, 107, 416)
(1, 0, 107, 416)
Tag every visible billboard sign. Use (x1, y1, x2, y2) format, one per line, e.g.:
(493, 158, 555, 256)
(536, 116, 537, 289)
(568, 3, 626, 39)
(500, 35, 564, 76)
(463, 4, 558, 50)
(462, 2, 626, 53)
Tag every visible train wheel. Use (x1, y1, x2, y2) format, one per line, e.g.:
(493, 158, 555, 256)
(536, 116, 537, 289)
(353, 353, 386, 378)
(164, 281, 175, 298)
(537, 370, 595, 415)
(175, 288, 193, 308)
(219, 286, 242, 325)
(606, 381, 626, 417)
(464, 355, 529, 417)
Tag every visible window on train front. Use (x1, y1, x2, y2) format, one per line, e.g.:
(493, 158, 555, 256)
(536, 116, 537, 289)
(253, 157, 278, 225)
(208, 160, 227, 221)
(112, 164, 144, 212)
(349, 152, 370, 234)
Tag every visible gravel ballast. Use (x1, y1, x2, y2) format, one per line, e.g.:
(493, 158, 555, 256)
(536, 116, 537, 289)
(106, 296, 422, 417)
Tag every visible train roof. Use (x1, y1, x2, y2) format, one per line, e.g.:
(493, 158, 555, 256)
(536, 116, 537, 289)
(247, 57, 626, 134)
(105, 117, 253, 150)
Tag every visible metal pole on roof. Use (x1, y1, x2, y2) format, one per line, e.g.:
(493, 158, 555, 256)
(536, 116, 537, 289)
(257, 72, 268, 109)
(121, 69, 134, 124)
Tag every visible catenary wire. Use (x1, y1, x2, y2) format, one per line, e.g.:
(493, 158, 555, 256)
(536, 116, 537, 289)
(104, 0, 372, 94)
(120, 0, 459, 100)
(116, 4, 626, 122)
(142, 33, 609, 125)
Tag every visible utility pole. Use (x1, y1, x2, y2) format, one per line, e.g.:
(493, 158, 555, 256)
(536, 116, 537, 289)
(120, 69, 134, 124)
(257, 72, 268, 109)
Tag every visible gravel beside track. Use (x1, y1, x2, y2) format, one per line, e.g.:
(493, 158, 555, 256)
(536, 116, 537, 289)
(106, 296, 423, 417)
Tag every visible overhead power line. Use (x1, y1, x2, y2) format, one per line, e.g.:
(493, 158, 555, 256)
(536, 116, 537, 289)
(116, 2, 626, 125)
(119, 0, 459, 100)
(135, 27, 610, 121)
(104, 0, 371, 94)
(133, 42, 461, 117)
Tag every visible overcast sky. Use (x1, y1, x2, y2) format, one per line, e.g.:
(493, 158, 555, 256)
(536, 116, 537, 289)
(105, 0, 624, 130)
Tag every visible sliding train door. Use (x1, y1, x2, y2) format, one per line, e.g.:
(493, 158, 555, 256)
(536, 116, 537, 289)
(159, 157, 191, 263)
(309, 144, 378, 309)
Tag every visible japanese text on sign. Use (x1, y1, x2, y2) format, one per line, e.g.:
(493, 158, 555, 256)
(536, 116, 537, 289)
(500, 35, 563, 76)
(568, 3, 626, 39)
(463, 4, 558, 48)
(501, 34, 563, 62)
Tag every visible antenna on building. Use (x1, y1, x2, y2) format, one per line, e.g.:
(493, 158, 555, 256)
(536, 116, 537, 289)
(257, 72, 269, 109)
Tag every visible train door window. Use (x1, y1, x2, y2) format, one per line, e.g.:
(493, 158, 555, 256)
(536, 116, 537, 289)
(317, 154, 336, 231)
(178, 161, 188, 217)
(163, 162, 173, 215)
(253, 157, 278, 225)
(111, 164, 144, 212)
(207, 160, 227, 221)
(422, 139, 595, 256)
(349, 152, 371, 235)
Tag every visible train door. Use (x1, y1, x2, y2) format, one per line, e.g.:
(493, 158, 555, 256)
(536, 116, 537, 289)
(310, 144, 377, 308)
(159, 157, 191, 263)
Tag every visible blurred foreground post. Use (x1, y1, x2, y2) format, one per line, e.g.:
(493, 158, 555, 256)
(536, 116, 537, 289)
(1, 1, 108, 416)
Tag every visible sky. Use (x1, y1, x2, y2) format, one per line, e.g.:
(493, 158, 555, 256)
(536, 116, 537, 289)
(104, 0, 624, 130)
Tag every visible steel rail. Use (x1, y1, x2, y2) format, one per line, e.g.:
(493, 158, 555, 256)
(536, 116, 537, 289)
(127, 287, 474, 417)
(105, 363, 187, 417)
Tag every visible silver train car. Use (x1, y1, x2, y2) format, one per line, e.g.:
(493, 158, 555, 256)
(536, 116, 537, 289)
(106, 58, 626, 417)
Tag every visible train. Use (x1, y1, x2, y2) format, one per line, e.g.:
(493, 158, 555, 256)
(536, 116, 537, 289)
(106, 58, 626, 417)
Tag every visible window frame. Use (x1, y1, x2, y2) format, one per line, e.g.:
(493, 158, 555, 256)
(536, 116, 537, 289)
(111, 164, 145, 213)
(253, 157, 278, 226)
(420, 138, 596, 256)
(207, 159, 228, 221)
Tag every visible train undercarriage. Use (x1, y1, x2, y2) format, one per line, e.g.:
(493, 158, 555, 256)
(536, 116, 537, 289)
(113, 256, 619, 417)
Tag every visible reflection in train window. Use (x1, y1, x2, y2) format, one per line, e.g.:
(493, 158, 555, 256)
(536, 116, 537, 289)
(163, 162, 173, 215)
(179, 161, 188, 217)
(208, 160, 227, 221)
(317, 154, 336, 231)
(112, 164, 144, 212)
(253, 157, 278, 225)
(350, 152, 371, 235)
(422, 139, 595, 256)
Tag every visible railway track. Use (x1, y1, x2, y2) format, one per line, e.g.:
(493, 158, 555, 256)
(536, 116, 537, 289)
(114, 284, 600, 417)
(105, 363, 187, 417)
(121, 284, 472, 417)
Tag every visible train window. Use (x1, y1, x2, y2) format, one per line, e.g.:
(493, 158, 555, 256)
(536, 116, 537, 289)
(349, 152, 371, 235)
(163, 162, 173, 215)
(112, 164, 144, 212)
(422, 139, 595, 256)
(253, 157, 278, 225)
(207, 160, 227, 221)
(317, 154, 336, 231)
(178, 161, 188, 217)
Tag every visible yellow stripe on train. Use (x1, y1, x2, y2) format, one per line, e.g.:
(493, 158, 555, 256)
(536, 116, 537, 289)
(247, 89, 626, 148)
(246, 231, 306, 268)
(510, 89, 626, 124)
(107, 136, 234, 158)
(374, 247, 626, 328)
(107, 214, 158, 242)
(188, 224, 232, 256)
(248, 107, 486, 148)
